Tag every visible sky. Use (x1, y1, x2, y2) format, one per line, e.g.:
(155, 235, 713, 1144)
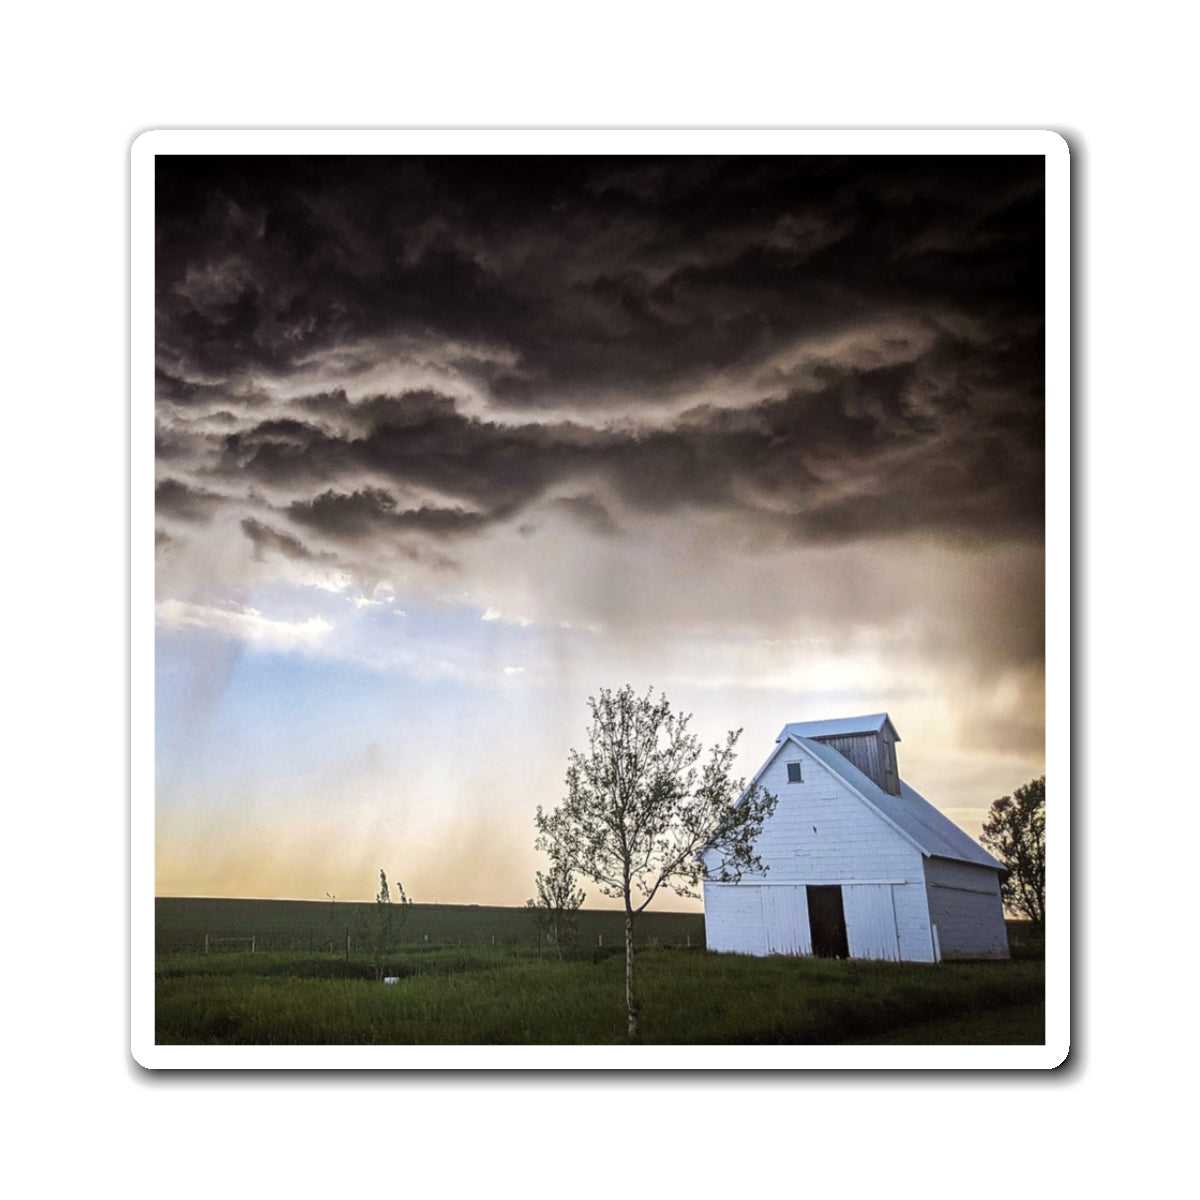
(154, 153, 1046, 907)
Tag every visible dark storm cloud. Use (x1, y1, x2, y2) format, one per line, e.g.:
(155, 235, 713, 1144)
(185, 356, 1038, 554)
(156, 155, 1044, 407)
(240, 517, 313, 561)
(155, 478, 226, 522)
(544, 496, 621, 537)
(287, 487, 489, 539)
(219, 414, 349, 486)
(155, 153, 1044, 553)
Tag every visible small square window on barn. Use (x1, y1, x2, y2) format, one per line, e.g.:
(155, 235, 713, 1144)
(786, 761, 803, 783)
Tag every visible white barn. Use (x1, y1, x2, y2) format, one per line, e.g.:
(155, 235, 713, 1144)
(702, 714, 1009, 962)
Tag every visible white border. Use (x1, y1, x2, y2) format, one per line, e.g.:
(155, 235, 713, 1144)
(131, 129, 1069, 1071)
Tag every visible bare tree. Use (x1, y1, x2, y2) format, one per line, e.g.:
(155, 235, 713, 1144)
(536, 685, 777, 1036)
(362, 868, 412, 980)
(526, 856, 586, 956)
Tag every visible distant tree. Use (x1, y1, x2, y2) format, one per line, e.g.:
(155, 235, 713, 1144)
(980, 777, 1046, 926)
(361, 868, 411, 980)
(536, 685, 777, 1037)
(526, 856, 586, 955)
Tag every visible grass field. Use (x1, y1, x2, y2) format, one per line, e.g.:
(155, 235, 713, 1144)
(844, 1001, 1045, 1045)
(154, 899, 1044, 1046)
(155, 896, 705, 955)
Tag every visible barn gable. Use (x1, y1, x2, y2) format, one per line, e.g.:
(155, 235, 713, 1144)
(714, 735, 925, 884)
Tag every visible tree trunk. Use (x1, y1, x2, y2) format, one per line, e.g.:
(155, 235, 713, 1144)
(625, 910, 638, 1037)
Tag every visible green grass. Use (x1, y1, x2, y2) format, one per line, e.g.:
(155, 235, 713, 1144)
(844, 1002, 1045, 1045)
(154, 900, 1045, 1045)
(155, 945, 1044, 1046)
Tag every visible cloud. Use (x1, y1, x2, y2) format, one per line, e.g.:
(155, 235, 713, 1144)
(288, 488, 489, 540)
(154, 153, 1046, 686)
(156, 156, 1043, 404)
(156, 598, 334, 651)
(155, 478, 226, 522)
(545, 495, 621, 537)
(240, 516, 313, 560)
(160, 347, 1041, 552)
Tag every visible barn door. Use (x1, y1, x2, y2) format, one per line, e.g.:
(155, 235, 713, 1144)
(807, 885, 849, 958)
(761, 885, 811, 955)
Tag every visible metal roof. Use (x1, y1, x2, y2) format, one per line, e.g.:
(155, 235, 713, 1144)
(790, 735, 1003, 871)
(777, 713, 898, 742)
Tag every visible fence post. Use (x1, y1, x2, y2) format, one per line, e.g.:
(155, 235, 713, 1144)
(204, 934, 209, 955)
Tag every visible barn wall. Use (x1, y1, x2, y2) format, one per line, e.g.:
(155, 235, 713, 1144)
(703, 741, 934, 960)
(703, 880, 769, 955)
(705, 881, 936, 962)
(923, 858, 1010, 960)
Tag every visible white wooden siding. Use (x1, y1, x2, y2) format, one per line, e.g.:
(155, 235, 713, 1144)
(892, 881, 938, 962)
(923, 858, 1009, 959)
(762, 885, 812, 955)
(843, 884, 901, 960)
(702, 880, 768, 955)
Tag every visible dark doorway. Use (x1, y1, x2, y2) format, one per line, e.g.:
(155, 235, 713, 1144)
(807, 885, 849, 958)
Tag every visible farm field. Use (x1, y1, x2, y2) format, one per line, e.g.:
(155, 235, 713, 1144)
(155, 896, 705, 955)
(153, 899, 1045, 1046)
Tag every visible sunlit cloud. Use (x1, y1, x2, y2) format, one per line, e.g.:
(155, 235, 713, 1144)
(156, 598, 334, 650)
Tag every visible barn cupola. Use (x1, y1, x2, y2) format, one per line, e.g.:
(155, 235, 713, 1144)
(778, 713, 902, 796)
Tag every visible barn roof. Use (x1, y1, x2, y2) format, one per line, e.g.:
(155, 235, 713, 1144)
(777, 713, 898, 742)
(787, 734, 1003, 871)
